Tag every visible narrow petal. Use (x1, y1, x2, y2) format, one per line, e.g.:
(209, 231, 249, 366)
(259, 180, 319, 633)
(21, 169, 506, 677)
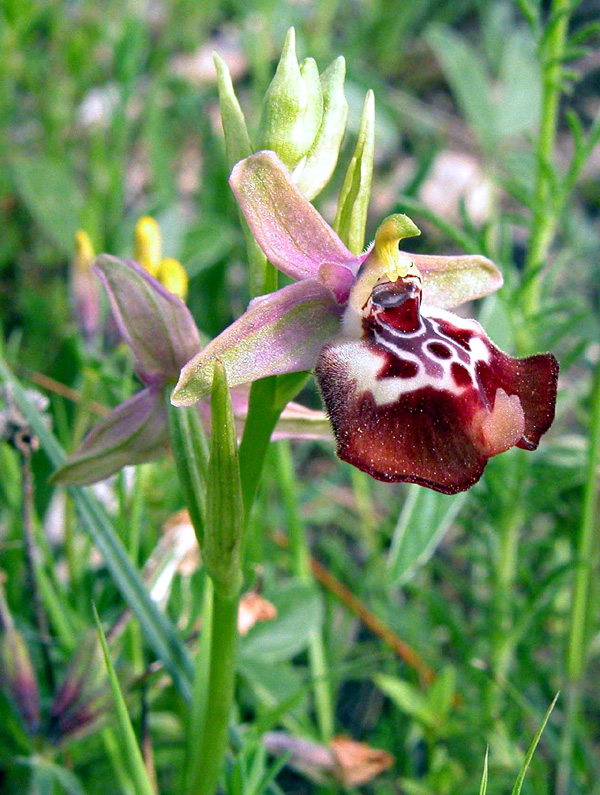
(316, 305, 557, 493)
(229, 151, 358, 281)
(95, 255, 201, 384)
(172, 280, 343, 406)
(408, 252, 503, 309)
(52, 389, 169, 485)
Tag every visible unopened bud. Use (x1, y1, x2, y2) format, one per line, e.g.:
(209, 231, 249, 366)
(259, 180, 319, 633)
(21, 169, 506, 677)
(158, 257, 189, 301)
(71, 230, 101, 341)
(334, 90, 375, 255)
(135, 217, 162, 277)
(48, 631, 110, 743)
(0, 579, 40, 734)
(258, 28, 324, 170)
(294, 56, 348, 200)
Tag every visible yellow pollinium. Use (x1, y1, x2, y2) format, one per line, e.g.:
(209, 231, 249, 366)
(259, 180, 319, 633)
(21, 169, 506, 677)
(158, 257, 189, 301)
(135, 216, 162, 277)
(134, 216, 189, 301)
(74, 230, 95, 271)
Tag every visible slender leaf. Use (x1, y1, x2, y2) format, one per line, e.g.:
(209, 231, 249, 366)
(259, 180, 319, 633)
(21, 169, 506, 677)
(0, 357, 194, 700)
(387, 485, 468, 587)
(93, 606, 156, 795)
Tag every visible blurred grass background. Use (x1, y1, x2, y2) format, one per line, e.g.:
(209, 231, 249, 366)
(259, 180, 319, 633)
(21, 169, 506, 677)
(1, 0, 600, 793)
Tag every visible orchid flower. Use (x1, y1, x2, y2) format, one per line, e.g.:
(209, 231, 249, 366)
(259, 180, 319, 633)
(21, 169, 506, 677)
(172, 151, 559, 494)
(53, 255, 331, 486)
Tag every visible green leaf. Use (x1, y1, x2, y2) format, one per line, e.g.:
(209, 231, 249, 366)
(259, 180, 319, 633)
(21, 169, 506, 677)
(12, 156, 84, 255)
(214, 52, 253, 170)
(479, 747, 489, 795)
(93, 606, 156, 795)
(167, 401, 209, 546)
(373, 673, 437, 729)
(0, 356, 194, 701)
(334, 89, 375, 255)
(387, 485, 468, 587)
(204, 359, 244, 597)
(511, 693, 559, 795)
(239, 582, 323, 664)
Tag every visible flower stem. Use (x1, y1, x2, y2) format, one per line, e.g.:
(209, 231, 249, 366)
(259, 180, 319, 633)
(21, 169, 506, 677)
(187, 588, 239, 795)
(522, 0, 571, 320)
(276, 441, 334, 741)
(557, 357, 600, 795)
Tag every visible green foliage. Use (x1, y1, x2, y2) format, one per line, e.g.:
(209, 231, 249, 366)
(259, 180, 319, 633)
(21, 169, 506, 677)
(1, 1, 599, 794)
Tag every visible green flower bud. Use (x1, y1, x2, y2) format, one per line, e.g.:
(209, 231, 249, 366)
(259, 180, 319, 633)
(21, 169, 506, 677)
(203, 360, 243, 598)
(258, 28, 324, 170)
(295, 56, 348, 200)
(334, 89, 375, 255)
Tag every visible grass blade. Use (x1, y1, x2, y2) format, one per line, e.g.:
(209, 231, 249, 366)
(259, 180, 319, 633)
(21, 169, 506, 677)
(93, 605, 156, 795)
(0, 356, 194, 700)
(511, 693, 559, 795)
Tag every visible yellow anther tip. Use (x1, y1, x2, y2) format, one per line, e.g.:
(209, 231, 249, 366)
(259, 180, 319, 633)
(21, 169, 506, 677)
(158, 257, 188, 300)
(134, 216, 162, 277)
(74, 230, 94, 270)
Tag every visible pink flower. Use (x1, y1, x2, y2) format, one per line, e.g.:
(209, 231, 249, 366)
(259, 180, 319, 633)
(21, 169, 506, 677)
(172, 151, 558, 494)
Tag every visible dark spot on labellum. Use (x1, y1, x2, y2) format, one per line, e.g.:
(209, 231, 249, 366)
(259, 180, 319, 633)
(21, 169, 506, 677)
(378, 355, 419, 379)
(451, 362, 472, 387)
(428, 342, 452, 359)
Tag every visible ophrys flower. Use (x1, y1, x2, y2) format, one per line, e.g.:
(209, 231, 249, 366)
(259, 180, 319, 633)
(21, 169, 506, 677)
(172, 151, 558, 494)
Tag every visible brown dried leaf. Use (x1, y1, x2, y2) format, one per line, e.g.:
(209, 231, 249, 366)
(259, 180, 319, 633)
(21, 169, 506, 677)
(238, 592, 277, 635)
(330, 736, 394, 786)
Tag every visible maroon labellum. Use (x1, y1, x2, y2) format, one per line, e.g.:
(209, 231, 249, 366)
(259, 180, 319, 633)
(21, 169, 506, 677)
(316, 273, 558, 493)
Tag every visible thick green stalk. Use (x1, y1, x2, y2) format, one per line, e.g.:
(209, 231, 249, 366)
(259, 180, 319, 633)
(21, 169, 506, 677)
(186, 361, 244, 795)
(557, 358, 600, 794)
(522, 0, 571, 319)
(276, 441, 334, 741)
(188, 590, 239, 795)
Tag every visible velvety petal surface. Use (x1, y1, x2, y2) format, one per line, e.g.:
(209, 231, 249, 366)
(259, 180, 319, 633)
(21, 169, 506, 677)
(95, 255, 201, 384)
(52, 388, 169, 486)
(408, 252, 503, 309)
(229, 151, 359, 281)
(316, 295, 558, 493)
(172, 279, 343, 406)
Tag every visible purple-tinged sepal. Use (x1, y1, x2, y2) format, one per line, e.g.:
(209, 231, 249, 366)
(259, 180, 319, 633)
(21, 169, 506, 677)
(95, 255, 200, 385)
(52, 388, 169, 486)
(172, 279, 343, 406)
(0, 580, 40, 735)
(48, 631, 111, 744)
(229, 151, 358, 283)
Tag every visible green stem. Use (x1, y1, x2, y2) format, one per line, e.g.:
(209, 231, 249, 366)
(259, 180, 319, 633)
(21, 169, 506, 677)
(188, 588, 239, 795)
(167, 400, 209, 544)
(276, 441, 334, 741)
(490, 0, 572, 706)
(557, 358, 600, 795)
(185, 578, 214, 793)
(488, 465, 525, 711)
(238, 376, 281, 523)
(522, 0, 571, 320)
